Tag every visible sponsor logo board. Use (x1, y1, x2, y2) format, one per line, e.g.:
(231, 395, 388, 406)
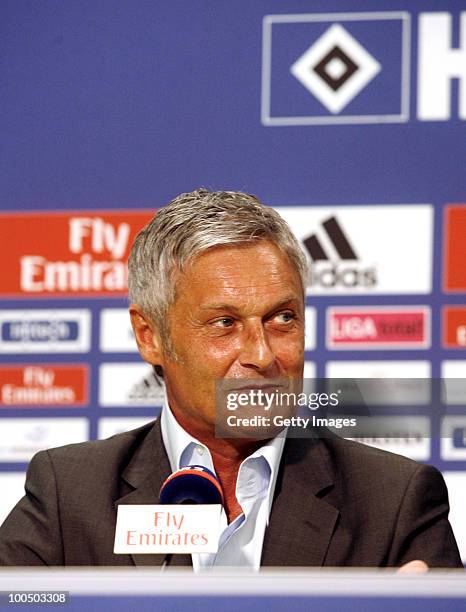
(350, 438, 430, 461)
(443, 307, 466, 348)
(276, 205, 433, 295)
(99, 363, 165, 407)
(326, 360, 431, 406)
(326, 360, 431, 379)
(263, 11, 466, 125)
(0, 418, 89, 462)
(441, 361, 466, 405)
(0, 365, 88, 407)
(305, 307, 317, 350)
(303, 361, 316, 394)
(100, 308, 137, 352)
(326, 306, 430, 349)
(262, 11, 410, 125)
(441, 417, 466, 461)
(304, 361, 316, 378)
(348, 419, 431, 462)
(0, 210, 153, 298)
(0, 309, 91, 353)
(444, 206, 466, 292)
(98, 417, 157, 440)
(418, 13, 466, 122)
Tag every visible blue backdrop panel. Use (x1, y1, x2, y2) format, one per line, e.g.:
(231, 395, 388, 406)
(0, 0, 465, 556)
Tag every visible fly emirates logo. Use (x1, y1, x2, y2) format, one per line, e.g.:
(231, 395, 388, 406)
(21, 218, 130, 293)
(0, 211, 153, 297)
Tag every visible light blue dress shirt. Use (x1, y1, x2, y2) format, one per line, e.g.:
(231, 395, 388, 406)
(160, 395, 286, 570)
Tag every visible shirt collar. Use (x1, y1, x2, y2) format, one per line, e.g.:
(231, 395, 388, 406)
(249, 433, 286, 519)
(160, 388, 205, 472)
(160, 389, 286, 519)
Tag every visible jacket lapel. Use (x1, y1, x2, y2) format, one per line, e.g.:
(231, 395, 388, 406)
(114, 418, 192, 568)
(261, 434, 339, 567)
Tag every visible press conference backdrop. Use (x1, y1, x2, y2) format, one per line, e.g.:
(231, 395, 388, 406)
(0, 1, 465, 560)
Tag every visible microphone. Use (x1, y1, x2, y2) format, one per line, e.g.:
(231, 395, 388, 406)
(159, 465, 224, 505)
(159, 466, 224, 569)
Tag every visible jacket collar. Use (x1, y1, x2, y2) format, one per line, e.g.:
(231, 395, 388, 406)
(115, 418, 192, 567)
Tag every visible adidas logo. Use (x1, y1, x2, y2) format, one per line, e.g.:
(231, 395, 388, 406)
(128, 371, 165, 404)
(304, 216, 358, 261)
(303, 216, 377, 289)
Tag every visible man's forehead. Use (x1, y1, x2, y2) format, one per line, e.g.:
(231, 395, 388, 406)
(184, 280, 303, 316)
(191, 276, 299, 292)
(187, 262, 301, 294)
(199, 289, 300, 307)
(172, 241, 303, 308)
(186, 242, 299, 279)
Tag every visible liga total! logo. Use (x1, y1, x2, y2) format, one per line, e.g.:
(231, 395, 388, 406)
(326, 306, 430, 349)
(0, 365, 88, 407)
(0, 210, 153, 297)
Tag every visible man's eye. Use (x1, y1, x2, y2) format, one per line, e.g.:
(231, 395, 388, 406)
(213, 318, 234, 328)
(274, 311, 296, 324)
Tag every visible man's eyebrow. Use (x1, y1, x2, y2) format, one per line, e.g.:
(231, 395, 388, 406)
(199, 296, 301, 315)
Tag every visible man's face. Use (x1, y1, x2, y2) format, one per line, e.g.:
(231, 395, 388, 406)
(154, 240, 305, 431)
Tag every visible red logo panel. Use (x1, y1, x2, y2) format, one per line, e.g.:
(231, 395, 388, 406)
(0, 210, 153, 297)
(444, 205, 466, 292)
(443, 307, 466, 348)
(0, 365, 88, 406)
(327, 307, 430, 349)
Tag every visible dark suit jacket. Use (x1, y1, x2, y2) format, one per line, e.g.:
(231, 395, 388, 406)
(0, 419, 462, 567)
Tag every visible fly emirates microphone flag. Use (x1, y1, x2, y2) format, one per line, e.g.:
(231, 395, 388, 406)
(114, 466, 223, 554)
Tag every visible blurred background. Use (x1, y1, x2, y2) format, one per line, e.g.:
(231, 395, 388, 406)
(0, 0, 465, 561)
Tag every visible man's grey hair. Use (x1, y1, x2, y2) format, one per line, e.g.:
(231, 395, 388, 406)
(128, 188, 309, 340)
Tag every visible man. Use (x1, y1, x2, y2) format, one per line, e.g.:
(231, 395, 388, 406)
(0, 189, 462, 568)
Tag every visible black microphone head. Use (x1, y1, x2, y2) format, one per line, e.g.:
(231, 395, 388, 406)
(159, 465, 224, 505)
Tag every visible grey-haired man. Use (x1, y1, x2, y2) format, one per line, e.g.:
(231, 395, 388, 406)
(0, 190, 462, 568)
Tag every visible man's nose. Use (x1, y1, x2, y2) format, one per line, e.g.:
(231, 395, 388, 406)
(238, 322, 275, 371)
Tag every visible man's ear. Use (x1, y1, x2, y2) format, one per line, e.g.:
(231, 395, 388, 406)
(129, 305, 163, 366)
